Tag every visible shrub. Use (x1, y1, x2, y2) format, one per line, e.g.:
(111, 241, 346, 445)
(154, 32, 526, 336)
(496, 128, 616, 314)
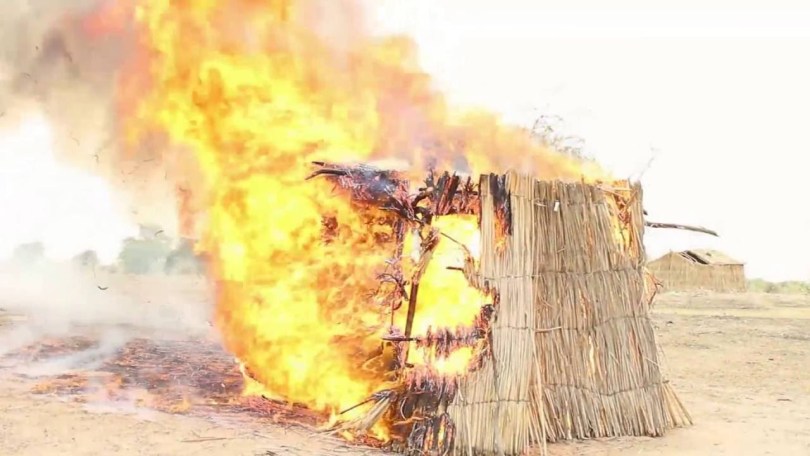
(164, 238, 207, 275)
(747, 278, 810, 294)
(72, 250, 100, 269)
(12, 242, 45, 266)
(118, 237, 172, 274)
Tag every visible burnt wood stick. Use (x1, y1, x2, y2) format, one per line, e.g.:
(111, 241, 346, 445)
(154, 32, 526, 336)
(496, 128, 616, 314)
(382, 332, 485, 343)
(432, 173, 447, 212)
(399, 230, 438, 367)
(411, 189, 432, 207)
(391, 219, 407, 325)
(401, 282, 420, 365)
(339, 396, 377, 415)
(645, 221, 719, 237)
(437, 174, 461, 215)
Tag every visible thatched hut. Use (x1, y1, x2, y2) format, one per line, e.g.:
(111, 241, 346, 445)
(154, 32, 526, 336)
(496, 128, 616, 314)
(448, 172, 691, 455)
(647, 249, 745, 292)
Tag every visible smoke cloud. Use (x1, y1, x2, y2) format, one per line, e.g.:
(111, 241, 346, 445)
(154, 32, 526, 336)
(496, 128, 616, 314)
(0, 1, 217, 388)
(0, 0, 183, 238)
(0, 261, 214, 373)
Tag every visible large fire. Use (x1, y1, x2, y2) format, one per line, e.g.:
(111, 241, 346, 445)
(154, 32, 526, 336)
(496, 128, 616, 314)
(75, 0, 612, 438)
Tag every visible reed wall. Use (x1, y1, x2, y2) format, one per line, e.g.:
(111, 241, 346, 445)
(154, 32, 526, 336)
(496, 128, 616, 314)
(449, 173, 691, 456)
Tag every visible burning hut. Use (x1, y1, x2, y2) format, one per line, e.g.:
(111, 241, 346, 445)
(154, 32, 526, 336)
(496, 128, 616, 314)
(41, 1, 693, 453)
(311, 166, 691, 455)
(648, 249, 745, 292)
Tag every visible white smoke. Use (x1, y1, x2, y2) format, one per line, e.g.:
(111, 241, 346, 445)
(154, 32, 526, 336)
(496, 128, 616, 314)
(0, 260, 215, 373)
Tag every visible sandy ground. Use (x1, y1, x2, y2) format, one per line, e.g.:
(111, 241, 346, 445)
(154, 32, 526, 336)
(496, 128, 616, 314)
(2, 283, 809, 456)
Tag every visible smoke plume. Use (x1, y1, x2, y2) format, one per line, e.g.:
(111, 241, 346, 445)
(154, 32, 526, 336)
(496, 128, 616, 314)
(0, 261, 214, 372)
(0, 0, 182, 238)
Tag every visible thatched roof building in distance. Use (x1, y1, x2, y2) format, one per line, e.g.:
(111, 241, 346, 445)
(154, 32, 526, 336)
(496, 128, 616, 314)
(648, 249, 745, 292)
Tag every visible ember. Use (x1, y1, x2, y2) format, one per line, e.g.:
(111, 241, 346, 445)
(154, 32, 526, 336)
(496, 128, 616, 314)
(3, 336, 327, 429)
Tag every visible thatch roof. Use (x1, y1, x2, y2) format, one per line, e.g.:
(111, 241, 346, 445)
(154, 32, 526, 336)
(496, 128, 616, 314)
(676, 249, 743, 266)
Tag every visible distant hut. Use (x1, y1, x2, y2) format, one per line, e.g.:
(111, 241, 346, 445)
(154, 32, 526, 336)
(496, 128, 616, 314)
(648, 249, 745, 292)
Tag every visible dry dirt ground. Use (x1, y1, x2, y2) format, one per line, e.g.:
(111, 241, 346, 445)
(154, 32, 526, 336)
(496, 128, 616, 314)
(1, 277, 809, 456)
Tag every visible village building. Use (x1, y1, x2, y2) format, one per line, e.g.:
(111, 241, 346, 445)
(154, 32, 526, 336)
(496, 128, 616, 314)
(648, 249, 746, 292)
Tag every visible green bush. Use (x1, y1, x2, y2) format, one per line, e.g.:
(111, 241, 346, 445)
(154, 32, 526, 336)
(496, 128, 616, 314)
(164, 239, 206, 275)
(72, 250, 100, 269)
(12, 242, 45, 266)
(747, 278, 810, 294)
(118, 237, 172, 274)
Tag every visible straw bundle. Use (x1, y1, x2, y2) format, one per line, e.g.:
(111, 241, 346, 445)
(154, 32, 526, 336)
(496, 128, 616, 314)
(449, 173, 542, 455)
(449, 172, 691, 455)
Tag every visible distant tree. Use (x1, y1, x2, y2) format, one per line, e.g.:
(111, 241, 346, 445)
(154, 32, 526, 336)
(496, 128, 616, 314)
(164, 238, 207, 275)
(101, 264, 119, 274)
(72, 250, 100, 269)
(12, 242, 45, 266)
(117, 228, 172, 274)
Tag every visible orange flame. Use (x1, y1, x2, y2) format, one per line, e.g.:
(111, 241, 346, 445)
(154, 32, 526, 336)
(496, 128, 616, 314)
(86, 0, 614, 429)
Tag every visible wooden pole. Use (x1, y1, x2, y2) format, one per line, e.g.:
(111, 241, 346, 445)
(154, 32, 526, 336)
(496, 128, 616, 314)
(645, 221, 718, 237)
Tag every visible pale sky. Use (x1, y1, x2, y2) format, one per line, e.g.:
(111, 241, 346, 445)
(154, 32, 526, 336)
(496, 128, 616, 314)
(2, 1, 809, 280)
(363, 0, 810, 281)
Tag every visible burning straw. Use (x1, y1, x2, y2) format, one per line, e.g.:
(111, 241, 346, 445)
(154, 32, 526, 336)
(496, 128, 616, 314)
(306, 161, 493, 452)
(307, 165, 690, 455)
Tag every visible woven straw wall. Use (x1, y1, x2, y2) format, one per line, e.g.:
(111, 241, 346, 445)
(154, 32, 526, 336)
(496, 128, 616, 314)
(449, 172, 691, 456)
(449, 173, 542, 455)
